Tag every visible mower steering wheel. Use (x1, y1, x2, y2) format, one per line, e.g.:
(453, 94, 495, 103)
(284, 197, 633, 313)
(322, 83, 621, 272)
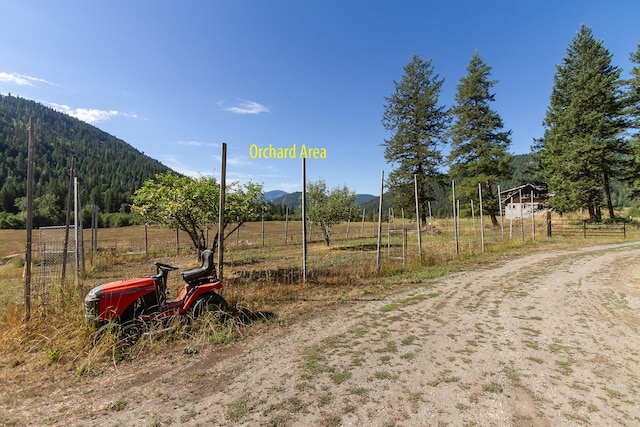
(154, 261, 178, 271)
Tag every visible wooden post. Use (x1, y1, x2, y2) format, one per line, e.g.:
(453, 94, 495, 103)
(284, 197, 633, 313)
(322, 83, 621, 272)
(301, 158, 307, 282)
(24, 117, 35, 322)
(218, 143, 227, 280)
(530, 190, 535, 240)
(414, 174, 422, 259)
(509, 195, 514, 238)
(471, 200, 476, 236)
(376, 171, 384, 272)
(144, 223, 149, 257)
(74, 176, 79, 285)
(497, 185, 504, 244)
(452, 181, 459, 255)
(284, 207, 289, 244)
(546, 211, 552, 237)
(478, 183, 485, 253)
(345, 207, 352, 240)
(519, 189, 525, 243)
(61, 156, 75, 285)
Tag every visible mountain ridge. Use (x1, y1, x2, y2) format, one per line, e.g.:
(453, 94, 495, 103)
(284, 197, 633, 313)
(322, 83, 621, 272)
(0, 94, 171, 224)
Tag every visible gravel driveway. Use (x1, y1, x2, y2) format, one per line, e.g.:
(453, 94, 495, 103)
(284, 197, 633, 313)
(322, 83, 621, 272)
(5, 242, 640, 426)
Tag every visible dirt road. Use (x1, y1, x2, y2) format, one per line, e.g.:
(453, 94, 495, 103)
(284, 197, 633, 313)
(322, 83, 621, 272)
(6, 242, 640, 426)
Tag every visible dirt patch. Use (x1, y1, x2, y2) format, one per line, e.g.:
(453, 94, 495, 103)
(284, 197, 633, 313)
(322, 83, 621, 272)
(2, 242, 640, 426)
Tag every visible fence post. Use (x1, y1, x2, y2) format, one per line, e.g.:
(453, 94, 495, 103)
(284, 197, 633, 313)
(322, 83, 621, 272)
(284, 207, 289, 245)
(546, 211, 552, 237)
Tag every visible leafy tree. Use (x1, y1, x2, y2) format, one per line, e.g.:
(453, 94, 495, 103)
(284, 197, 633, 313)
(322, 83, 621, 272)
(131, 172, 265, 252)
(382, 54, 450, 225)
(14, 193, 64, 227)
(305, 180, 357, 246)
(534, 25, 628, 218)
(448, 52, 512, 226)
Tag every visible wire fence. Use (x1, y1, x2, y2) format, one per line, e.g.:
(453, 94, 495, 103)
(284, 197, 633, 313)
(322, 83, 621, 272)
(22, 211, 636, 308)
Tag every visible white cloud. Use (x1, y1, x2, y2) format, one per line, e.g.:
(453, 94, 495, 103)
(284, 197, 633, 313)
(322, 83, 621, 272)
(0, 72, 57, 87)
(177, 140, 220, 148)
(48, 102, 137, 124)
(162, 155, 215, 178)
(220, 99, 270, 115)
(278, 182, 302, 193)
(213, 154, 252, 167)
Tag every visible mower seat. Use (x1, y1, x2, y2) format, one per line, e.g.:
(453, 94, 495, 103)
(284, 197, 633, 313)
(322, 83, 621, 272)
(181, 250, 215, 282)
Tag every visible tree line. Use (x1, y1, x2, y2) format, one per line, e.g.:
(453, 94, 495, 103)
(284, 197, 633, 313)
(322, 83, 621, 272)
(0, 94, 170, 228)
(383, 25, 640, 221)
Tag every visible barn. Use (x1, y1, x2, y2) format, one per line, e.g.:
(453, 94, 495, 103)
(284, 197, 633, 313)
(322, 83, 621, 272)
(500, 183, 550, 220)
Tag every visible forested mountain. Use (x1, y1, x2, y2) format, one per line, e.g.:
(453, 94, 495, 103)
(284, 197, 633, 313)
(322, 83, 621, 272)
(0, 94, 170, 227)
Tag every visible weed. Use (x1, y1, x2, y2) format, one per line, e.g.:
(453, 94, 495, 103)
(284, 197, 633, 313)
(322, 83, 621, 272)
(503, 366, 521, 385)
(520, 327, 541, 337)
(482, 383, 504, 393)
(45, 348, 62, 365)
(318, 393, 333, 406)
(105, 398, 127, 412)
(349, 386, 367, 396)
(555, 359, 574, 376)
(287, 397, 305, 412)
(400, 352, 415, 360)
(319, 412, 342, 426)
(226, 397, 249, 422)
(373, 371, 397, 380)
(180, 409, 197, 423)
(330, 370, 352, 384)
(401, 335, 417, 346)
(380, 303, 398, 313)
(606, 388, 624, 400)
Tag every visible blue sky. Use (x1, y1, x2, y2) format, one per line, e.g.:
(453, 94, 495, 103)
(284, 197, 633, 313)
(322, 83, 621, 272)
(1, 1, 639, 196)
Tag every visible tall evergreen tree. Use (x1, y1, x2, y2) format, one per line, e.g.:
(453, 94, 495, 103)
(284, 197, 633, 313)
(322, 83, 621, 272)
(534, 25, 628, 218)
(448, 52, 512, 226)
(382, 55, 450, 224)
(626, 40, 640, 197)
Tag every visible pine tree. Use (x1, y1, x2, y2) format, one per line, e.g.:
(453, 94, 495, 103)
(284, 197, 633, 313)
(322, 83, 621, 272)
(626, 41, 640, 197)
(382, 55, 450, 224)
(534, 25, 628, 218)
(448, 51, 512, 226)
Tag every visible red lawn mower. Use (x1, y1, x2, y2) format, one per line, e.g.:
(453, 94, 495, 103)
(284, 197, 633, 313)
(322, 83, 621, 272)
(84, 249, 227, 345)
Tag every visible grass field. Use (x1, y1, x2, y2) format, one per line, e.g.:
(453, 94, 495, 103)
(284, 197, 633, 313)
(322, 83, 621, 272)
(0, 212, 637, 387)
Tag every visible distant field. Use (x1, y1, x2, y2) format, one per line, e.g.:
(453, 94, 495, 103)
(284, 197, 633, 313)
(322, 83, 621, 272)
(0, 221, 386, 260)
(0, 229, 26, 259)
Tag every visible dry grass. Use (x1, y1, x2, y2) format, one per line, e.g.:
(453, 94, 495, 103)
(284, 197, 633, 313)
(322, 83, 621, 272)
(0, 212, 638, 395)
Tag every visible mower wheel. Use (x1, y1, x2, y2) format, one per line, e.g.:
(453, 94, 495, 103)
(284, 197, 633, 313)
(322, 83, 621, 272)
(92, 319, 146, 347)
(190, 293, 228, 319)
